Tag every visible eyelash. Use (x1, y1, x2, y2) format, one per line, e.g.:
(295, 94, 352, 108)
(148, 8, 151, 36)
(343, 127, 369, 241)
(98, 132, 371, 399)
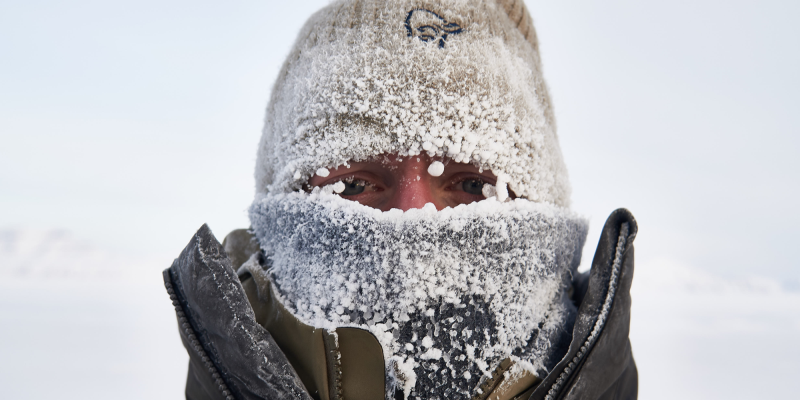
(340, 177, 371, 185)
(450, 176, 491, 186)
(335, 177, 379, 195)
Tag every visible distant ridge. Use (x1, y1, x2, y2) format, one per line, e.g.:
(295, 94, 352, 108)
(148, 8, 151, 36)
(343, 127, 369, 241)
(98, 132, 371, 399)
(0, 229, 163, 281)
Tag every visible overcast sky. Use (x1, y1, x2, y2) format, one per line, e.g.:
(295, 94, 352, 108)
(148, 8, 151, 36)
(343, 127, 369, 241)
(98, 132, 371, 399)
(1, 0, 798, 283)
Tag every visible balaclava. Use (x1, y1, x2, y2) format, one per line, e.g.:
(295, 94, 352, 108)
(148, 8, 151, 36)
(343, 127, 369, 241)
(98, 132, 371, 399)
(249, 1, 588, 399)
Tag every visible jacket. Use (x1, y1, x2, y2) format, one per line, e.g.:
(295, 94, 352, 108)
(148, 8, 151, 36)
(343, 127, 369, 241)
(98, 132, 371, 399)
(164, 209, 638, 400)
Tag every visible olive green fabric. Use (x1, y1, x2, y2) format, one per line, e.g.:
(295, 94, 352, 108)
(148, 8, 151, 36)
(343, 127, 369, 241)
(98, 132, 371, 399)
(241, 277, 332, 399)
(336, 328, 385, 400)
(240, 258, 386, 400)
(472, 358, 541, 400)
(221, 229, 260, 272)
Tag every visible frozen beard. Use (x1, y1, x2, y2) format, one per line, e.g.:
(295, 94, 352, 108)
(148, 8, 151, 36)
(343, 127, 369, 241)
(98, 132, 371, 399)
(249, 193, 588, 399)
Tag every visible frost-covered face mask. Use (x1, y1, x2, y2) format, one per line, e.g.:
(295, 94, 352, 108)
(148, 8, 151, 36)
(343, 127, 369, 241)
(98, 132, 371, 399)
(249, 192, 588, 399)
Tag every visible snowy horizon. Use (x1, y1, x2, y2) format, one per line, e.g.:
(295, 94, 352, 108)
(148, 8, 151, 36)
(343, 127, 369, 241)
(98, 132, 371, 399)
(1, 227, 798, 398)
(3, 226, 798, 294)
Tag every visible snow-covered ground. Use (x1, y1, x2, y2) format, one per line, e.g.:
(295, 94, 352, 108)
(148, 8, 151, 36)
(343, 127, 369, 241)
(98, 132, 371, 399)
(0, 229, 186, 399)
(630, 259, 800, 399)
(0, 279, 187, 399)
(1, 230, 798, 399)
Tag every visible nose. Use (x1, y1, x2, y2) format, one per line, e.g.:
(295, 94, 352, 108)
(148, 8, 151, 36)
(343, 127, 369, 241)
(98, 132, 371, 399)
(383, 157, 439, 212)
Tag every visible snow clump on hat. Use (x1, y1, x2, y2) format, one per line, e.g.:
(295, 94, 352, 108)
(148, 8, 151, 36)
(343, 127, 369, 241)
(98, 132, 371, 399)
(254, 0, 572, 207)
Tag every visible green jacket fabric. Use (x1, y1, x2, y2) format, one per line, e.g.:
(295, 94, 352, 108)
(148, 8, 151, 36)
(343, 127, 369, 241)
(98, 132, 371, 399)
(164, 209, 638, 400)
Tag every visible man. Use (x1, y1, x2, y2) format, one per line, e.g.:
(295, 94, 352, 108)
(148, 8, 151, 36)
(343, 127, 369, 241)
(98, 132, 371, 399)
(164, 1, 638, 399)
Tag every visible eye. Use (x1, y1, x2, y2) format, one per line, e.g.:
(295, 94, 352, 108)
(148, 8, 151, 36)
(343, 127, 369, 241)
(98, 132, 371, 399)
(461, 179, 485, 196)
(340, 179, 367, 196)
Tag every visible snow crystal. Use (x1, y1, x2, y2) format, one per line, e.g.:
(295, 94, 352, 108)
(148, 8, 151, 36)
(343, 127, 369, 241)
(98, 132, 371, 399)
(421, 336, 434, 348)
(332, 181, 345, 194)
(389, 356, 418, 400)
(493, 359, 537, 396)
(249, 192, 588, 398)
(427, 161, 445, 177)
(420, 347, 443, 360)
(315, 167, 330, 178)
(495, 174, 510, 202)
(481, 184, 497, 199)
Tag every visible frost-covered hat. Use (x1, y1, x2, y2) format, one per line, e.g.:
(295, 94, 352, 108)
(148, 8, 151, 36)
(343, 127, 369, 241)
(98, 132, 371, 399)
(255, 0, 571, 207)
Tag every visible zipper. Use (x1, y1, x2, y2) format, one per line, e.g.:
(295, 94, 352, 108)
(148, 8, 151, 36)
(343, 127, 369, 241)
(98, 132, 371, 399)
(542, 223, 629, 400)
(164, 269, 235, 400)
(323, 329, 344, 400)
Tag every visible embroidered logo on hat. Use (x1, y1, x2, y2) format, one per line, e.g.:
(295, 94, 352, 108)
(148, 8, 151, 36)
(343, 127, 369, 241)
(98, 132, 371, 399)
(405, 9, 463, 48)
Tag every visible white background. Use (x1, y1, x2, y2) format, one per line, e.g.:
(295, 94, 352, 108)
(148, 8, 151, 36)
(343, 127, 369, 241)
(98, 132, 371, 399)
(1, 1, 798, 398)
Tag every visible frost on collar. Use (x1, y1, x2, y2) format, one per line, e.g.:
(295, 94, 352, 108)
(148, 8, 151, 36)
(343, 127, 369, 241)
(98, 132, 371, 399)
(255, 0, 571, 207)
(248, 193, 588, 398)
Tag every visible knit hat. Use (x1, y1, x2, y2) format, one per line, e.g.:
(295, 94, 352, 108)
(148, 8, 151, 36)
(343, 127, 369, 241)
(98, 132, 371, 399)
(255, 0, 571, 207)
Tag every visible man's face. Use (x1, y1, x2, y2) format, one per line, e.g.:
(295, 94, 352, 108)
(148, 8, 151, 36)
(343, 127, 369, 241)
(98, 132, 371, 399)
(307, 153, 505, 211)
